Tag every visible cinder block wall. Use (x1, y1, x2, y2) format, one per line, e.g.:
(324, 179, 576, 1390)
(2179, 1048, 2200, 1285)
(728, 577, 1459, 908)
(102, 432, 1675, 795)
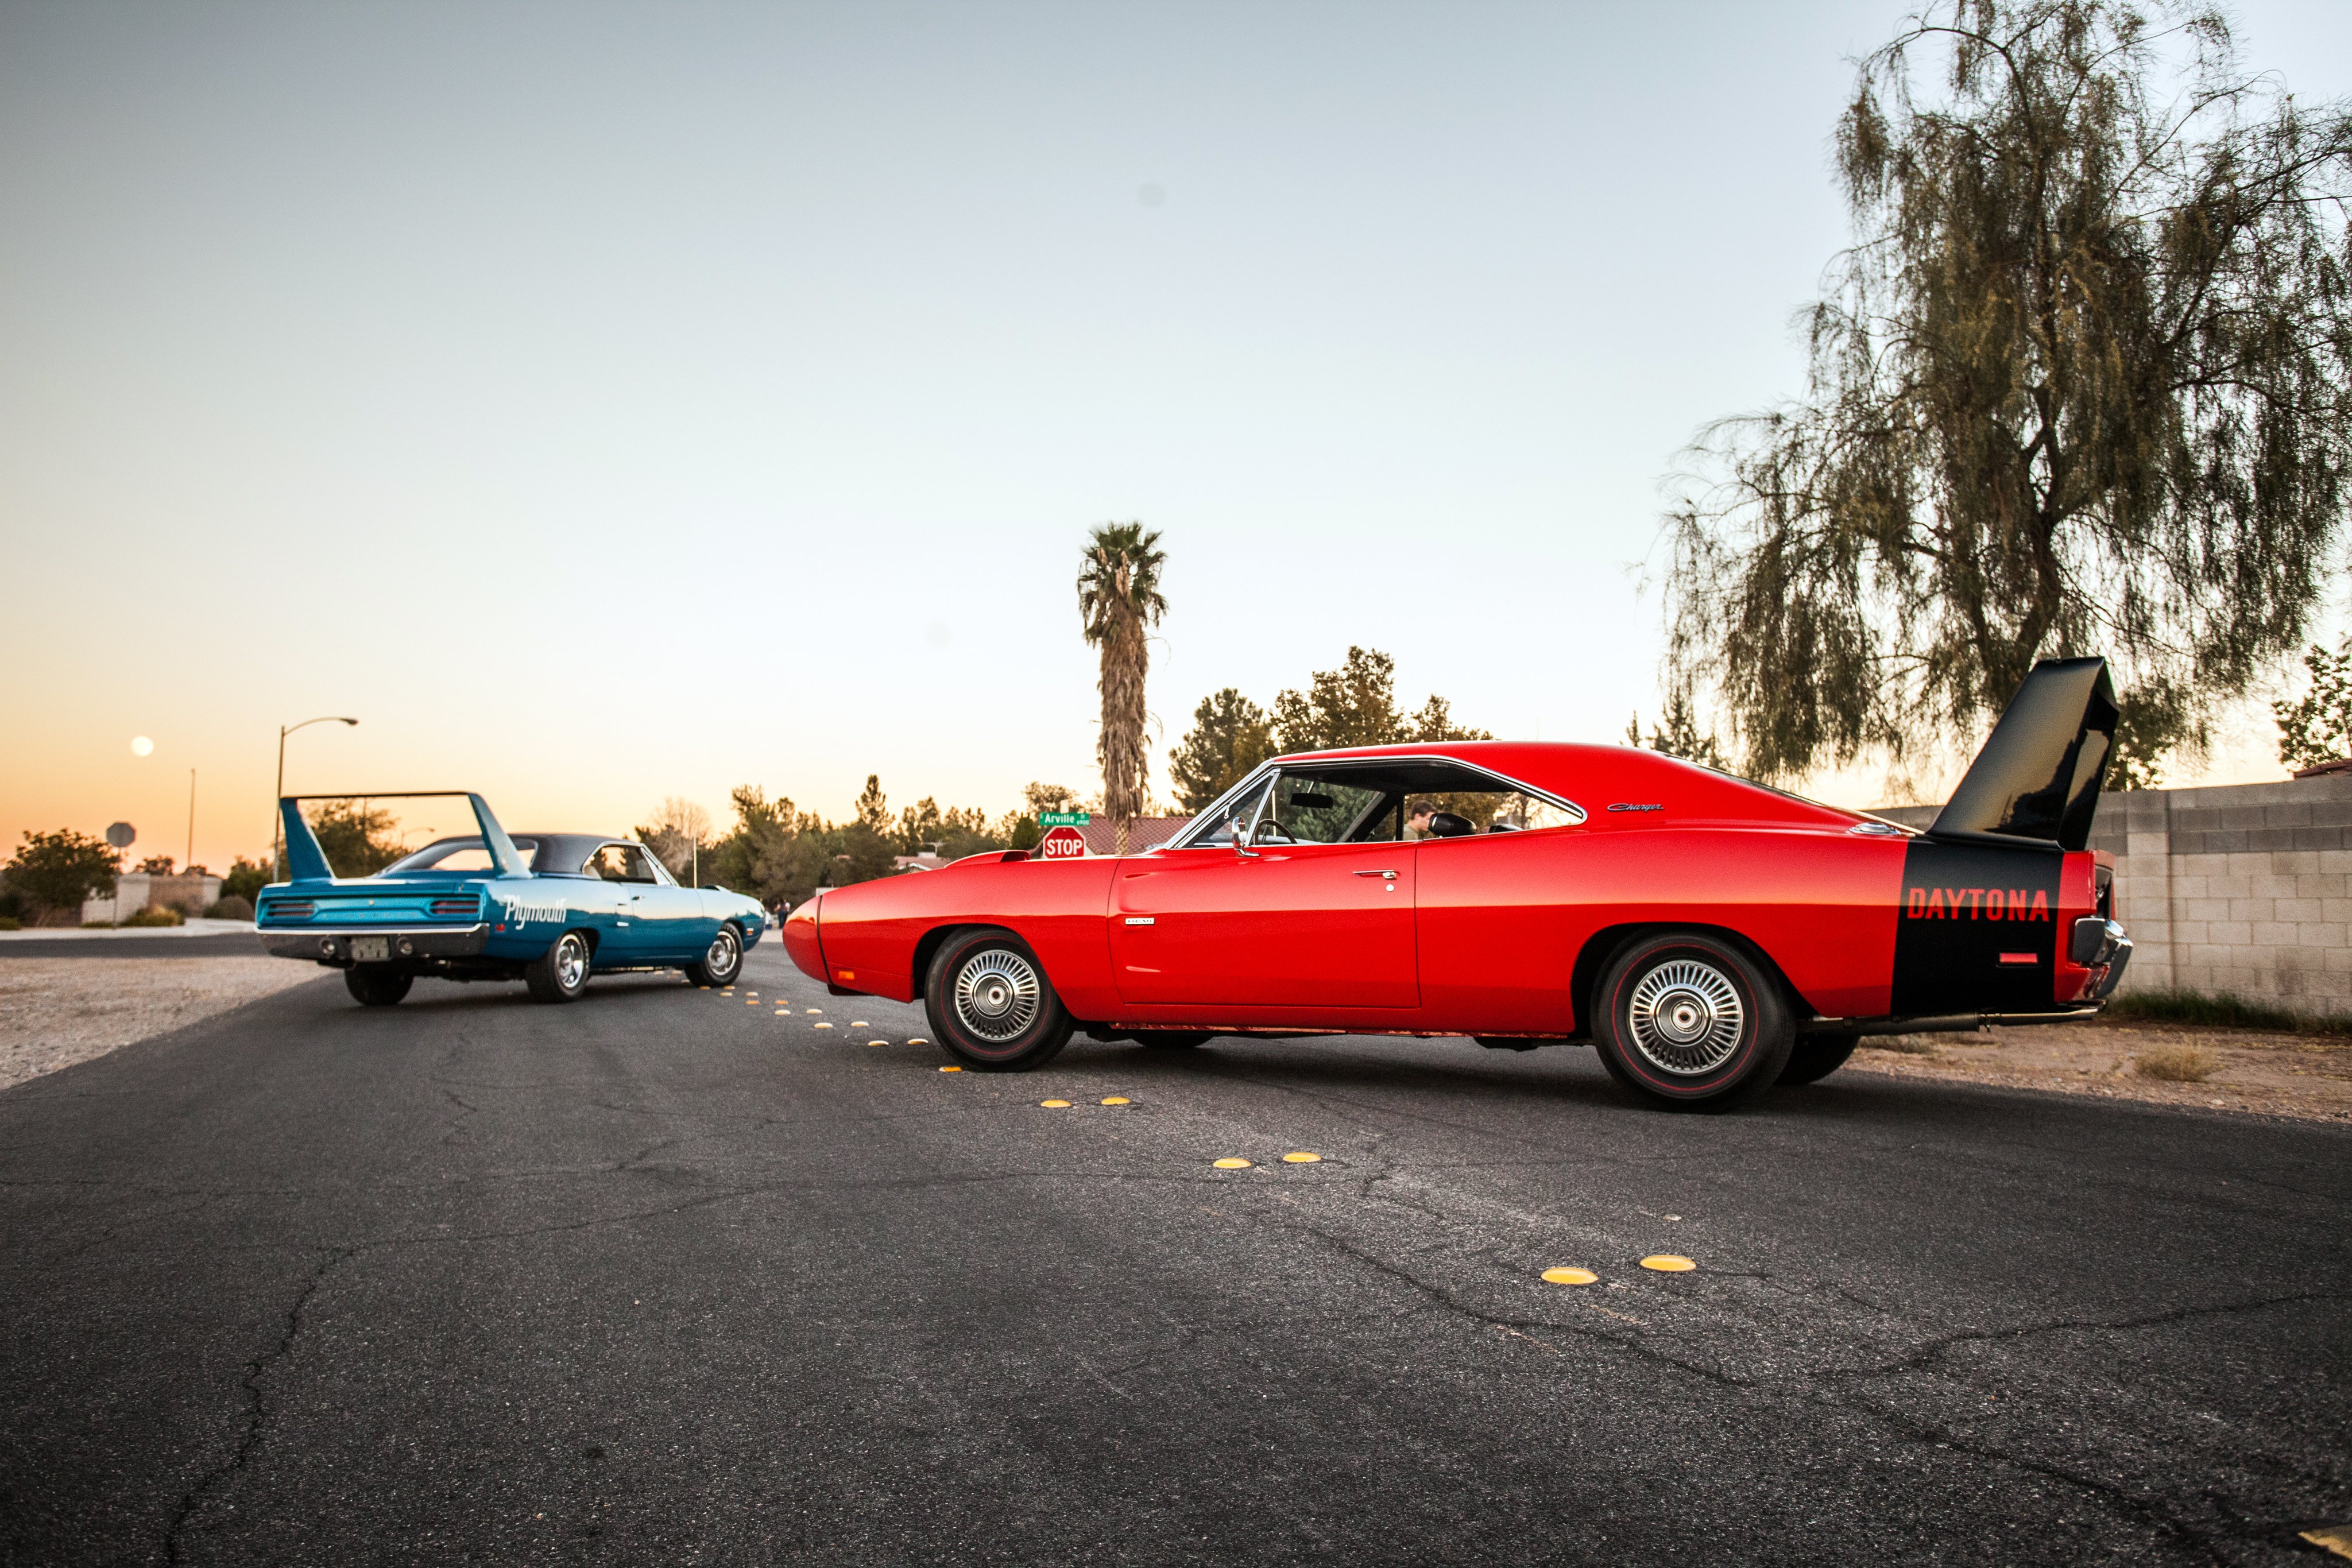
(1870, 777, 2352, 1016)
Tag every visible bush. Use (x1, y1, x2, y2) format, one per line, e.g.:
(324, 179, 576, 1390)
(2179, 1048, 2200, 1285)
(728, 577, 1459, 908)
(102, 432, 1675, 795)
(0, 916, 19, 931)
(119, 907, 184, 927)
(2103, 988, 2352, 1036)
(203, 895, 254, 920)
(7, 828, 119, 920)
(2136, 1044, 2222, 1082)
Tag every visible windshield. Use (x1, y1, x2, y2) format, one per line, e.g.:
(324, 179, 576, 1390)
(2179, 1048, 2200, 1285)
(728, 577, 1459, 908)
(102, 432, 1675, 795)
(382, 836, 542, 875)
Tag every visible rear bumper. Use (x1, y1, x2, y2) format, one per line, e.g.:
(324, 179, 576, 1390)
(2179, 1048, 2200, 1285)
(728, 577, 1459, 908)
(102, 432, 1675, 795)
(259, 924, 491, 962)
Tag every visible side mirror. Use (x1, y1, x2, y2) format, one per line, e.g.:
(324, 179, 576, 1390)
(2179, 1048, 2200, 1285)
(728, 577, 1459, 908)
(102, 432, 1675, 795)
(1229, 817, 1261, 858)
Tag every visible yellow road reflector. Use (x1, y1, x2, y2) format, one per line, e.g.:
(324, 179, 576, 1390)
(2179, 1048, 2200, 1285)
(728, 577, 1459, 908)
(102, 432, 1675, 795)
(814, 1022, 834, 1029)
(1641, 1255, 1696, 1272)
(1100, 1096, 1130, 1105)
(806, 1008, 822, 1014)
(908, 1037, 929, 1046)
(1213, 1158, 1252, 1170)
(2300, 1525, 2352, 1559)
(1542, 1267, 1599, 1286)
(939, 1064, 961, 1073)
(852, 1021, 869, 1027)
(1040, 1099, 1072, 1108)
(866, 1040, 888, 1047)
(1281, 1152, 1322, 1164)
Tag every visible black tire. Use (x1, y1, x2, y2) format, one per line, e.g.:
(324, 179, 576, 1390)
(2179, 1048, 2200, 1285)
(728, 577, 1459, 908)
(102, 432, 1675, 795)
(525, 930, 593, 1004)
(345, 966, 412, 1007)
(1132, 1031, 1212, 1050)
(1779, 1031, 1859, 1086)
(684, 923, 744, 987)
(1591, 931, 1793, 1110)
(923, 928, 1073, 1071)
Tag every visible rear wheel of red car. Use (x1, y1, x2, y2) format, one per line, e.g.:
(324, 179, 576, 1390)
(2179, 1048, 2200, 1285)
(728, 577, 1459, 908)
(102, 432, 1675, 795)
(924, 929, 1073, 1071)
(1131, 1031, 1212, 1050)
(345, 966, 412, 1006)
(525, 930, 593, 1004)
(684, 924, 743, 988)
(1778, 1031, 1859, 1086)
(1592, 932, 1792, 1110)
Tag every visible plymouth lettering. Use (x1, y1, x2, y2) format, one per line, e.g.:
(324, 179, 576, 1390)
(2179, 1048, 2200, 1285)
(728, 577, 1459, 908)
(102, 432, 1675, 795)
(1904, 887, 2050, 920)
(498, 897, 571, 927)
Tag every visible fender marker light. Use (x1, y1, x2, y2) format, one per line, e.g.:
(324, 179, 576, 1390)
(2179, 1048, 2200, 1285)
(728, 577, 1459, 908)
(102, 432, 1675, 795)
(835, 970, 854, 982)
(1999, 952, 2039, 965)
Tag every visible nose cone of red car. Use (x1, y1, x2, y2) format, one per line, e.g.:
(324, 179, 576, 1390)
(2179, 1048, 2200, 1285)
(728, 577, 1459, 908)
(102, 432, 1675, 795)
(782, 900, 825, 983)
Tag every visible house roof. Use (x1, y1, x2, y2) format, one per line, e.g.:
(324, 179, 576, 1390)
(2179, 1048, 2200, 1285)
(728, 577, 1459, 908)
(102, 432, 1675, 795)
(1078, 816, 1194, 854)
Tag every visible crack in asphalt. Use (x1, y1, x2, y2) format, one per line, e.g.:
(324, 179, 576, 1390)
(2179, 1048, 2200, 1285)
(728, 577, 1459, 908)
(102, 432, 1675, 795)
(163, 1245, 355, 1566)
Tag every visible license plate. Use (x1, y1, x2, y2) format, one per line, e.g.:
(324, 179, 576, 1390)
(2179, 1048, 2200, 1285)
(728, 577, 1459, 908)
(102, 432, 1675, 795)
(350, 936, 390, 963)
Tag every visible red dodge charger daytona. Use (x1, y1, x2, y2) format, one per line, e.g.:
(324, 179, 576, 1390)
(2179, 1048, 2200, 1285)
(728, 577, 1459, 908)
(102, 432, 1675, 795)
(786, 658, 2133, 1108)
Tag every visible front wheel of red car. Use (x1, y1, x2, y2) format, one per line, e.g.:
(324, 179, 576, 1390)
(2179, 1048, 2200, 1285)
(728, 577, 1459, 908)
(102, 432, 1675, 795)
(1592, 932, 1793, 1110)
(924, 930, 1073, 1071)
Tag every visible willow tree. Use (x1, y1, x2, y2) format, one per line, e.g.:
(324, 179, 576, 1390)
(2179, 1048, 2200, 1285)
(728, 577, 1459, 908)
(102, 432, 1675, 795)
(1664, 0, 2352, 784)
(1077, 523, 1169, 851)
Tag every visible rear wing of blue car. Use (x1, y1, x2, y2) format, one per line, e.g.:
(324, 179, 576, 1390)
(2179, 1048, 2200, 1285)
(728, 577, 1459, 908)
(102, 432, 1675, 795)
(278, 792, 532, 881)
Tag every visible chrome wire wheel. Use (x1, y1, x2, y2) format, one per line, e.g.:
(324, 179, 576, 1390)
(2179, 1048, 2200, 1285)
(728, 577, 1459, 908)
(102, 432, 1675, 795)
(953, 948, 1042, 1043)
(555, 933, 590, 991)
(1626, 958, 1744, 1076)
(704, 927, 740, 979)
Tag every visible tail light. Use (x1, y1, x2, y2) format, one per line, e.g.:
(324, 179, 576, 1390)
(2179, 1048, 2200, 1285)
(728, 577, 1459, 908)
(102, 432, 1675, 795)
(266, 900, 315, 920)
(430, 898, 479, 918)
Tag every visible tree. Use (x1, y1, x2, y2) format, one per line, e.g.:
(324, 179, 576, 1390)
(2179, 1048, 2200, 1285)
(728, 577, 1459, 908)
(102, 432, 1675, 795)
(1077, 523, 1169, 852)
(2277, 642, 2352, 770)
(220, 854, 274, 904)
(635, 797, 713, 881)
(136, 854, 176, 875)
(1626, 692, 1730, 771)
(5, 829, 119, 919)
(1169, 689, 1277, 810)
(1663, 0, 2352, 783)
(304, 800, 401, 876)
(1270, 646, 1492, 753)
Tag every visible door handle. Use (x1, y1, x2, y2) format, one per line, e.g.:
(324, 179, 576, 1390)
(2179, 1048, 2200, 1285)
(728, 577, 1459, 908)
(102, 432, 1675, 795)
(1353, 870, 1398, 880)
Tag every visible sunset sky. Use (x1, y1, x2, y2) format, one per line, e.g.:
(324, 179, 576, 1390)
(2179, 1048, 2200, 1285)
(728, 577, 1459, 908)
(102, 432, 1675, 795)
(5, 1, 2349, 872)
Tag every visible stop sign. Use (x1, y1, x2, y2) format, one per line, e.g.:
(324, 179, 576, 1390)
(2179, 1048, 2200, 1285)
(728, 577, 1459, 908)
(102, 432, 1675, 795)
(1035, 824, 1088, 861)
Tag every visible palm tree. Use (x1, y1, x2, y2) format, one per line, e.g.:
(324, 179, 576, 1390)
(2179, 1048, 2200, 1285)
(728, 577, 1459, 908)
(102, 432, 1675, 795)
(1076, 523, 1169, 854)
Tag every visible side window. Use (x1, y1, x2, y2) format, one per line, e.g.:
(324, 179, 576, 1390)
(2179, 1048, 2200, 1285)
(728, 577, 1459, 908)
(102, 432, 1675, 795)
(1266, 774, 1388, 844)
(587, 846, 657, 883)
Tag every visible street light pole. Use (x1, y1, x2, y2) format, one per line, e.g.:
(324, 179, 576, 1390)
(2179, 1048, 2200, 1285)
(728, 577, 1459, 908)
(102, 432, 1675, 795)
(273, 717, 359, 880)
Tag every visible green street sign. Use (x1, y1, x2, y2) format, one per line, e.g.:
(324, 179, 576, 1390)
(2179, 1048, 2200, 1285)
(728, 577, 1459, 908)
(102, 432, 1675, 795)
(1037, 811, 1091, 826)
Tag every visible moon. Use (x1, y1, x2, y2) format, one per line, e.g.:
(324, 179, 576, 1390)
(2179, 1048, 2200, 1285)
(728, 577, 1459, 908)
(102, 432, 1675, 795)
(130, 736, 154, 757)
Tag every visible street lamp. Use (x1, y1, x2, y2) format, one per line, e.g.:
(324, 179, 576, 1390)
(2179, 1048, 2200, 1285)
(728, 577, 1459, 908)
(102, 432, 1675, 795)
(273, 716, 358, 879)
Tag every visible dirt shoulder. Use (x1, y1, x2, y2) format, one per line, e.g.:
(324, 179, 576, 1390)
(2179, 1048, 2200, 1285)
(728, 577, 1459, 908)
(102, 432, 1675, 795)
(0, 958, 323, 1091)
(1846, 1017, 2352, 1124)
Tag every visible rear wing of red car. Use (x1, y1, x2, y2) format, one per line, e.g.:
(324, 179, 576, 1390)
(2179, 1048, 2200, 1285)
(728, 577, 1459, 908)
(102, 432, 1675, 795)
(1928, 657, 2119, 852)
(277, 792, 531, 881)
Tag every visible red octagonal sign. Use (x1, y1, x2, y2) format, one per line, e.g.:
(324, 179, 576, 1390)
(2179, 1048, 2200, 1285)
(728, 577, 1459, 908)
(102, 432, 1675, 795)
(1035, 824, 1088, 861)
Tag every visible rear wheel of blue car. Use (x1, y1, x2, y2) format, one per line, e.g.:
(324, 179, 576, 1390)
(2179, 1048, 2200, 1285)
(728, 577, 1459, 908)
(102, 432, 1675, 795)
(925, 928, 1073, 1071)
(526, 931, 593, 1004)
(345, 966, 412, 1007)
(684, 924, 744, 988)
(1592, 932, 1793, 1110)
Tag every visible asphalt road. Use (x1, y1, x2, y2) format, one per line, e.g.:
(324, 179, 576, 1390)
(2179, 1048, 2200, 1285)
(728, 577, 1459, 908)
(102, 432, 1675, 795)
(0, 935, 264, 959)
(2, 941, 2346, 1567)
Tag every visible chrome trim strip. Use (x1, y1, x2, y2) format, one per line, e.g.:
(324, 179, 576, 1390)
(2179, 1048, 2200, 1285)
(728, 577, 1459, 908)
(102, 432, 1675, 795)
(256, 924, 491, 938)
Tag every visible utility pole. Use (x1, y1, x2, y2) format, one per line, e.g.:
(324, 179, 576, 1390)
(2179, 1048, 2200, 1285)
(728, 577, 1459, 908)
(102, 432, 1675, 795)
(187, 769, 196, 873)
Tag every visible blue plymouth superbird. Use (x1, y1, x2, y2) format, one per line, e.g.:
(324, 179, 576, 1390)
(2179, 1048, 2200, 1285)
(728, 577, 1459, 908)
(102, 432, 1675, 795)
(256, 792, 765, 1005)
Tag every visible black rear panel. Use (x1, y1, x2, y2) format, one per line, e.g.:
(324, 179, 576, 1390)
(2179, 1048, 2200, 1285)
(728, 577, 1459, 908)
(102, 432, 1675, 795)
(1891, 839, 2063, 1015)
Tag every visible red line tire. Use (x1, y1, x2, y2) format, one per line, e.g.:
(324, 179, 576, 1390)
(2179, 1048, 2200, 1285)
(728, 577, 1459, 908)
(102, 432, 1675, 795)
(923, 928, 1074, 1071)
(1592, 931, 1793, 1110)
